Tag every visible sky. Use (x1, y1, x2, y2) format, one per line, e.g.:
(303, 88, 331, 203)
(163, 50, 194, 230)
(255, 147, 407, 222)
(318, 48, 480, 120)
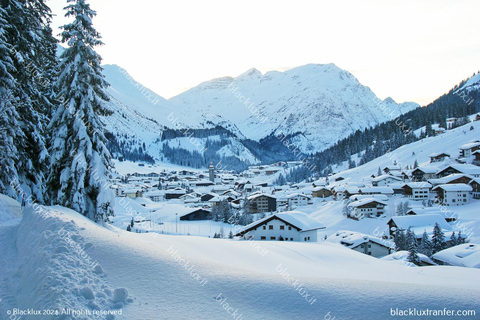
(48, 0, 480, 106)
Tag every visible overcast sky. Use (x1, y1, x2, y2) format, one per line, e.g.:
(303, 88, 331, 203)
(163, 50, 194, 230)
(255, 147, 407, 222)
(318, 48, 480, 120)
(48, 0, 480, 105)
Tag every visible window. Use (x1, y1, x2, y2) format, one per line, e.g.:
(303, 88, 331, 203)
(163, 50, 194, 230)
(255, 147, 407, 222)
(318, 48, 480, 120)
(368, 252, 372, 255)
(452, 199, 456, 203)
(263, 226, 266, 230)
(280, 226, 285, 230)
(270, 236, 276, 240)
(307, 237, 310, 240)
(368, 244, 371, 248)
(304, 237, 307, 241)
(288, 226, 292, 230)
(269, 225, 273, 230)
(261, 236, 266, 240)
(290, 238, 293, 241)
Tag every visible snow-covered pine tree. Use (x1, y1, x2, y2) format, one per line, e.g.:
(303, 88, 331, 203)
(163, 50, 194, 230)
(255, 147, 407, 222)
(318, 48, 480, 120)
(418, 231, 433, 257)
(449, 231, 458, 246)
(0, 6, 21, 197)
(457, 231, 465, 244)
(407, 230, 421, 266)
(394, 229, 407, 251)
(47, 0, 114, 222)
(2, 0, 55, 203)
(402, 201, 411, 215)
(431, 223, 446, 254)
(405, 227, 416, 250)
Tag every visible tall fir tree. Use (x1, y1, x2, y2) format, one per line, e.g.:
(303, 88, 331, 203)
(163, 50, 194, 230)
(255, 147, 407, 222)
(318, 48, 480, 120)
(418, 231, 433, 257)
(394, 229, 407, 251)
(1, 0, 55, 203)
(0, 6, 21, 197)
(431, 223, 446, 254)
(47, 0, 114, 222)
(407, 230, 421, 266)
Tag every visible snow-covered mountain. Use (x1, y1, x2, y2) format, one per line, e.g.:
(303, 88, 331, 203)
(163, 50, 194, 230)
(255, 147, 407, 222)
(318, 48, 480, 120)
(170, 63, 419, 152)
(100, 63, 419, 166)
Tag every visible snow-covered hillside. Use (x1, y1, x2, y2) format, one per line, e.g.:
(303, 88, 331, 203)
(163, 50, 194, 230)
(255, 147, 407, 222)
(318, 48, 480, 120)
(1, 200, 479, 320)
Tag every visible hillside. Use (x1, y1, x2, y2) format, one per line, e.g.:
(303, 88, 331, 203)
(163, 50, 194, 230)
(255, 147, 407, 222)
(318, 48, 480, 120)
(0, 200, 479, 320)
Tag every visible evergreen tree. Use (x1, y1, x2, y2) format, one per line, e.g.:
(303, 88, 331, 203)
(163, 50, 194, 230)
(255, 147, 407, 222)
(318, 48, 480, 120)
(1, 0, 56, 203)
(402, 201, 411, 215)
(407, 230, 421, 266)
(377, 167, 382, 176)
(0, 6, 21, 197)
(228, 231, 233, 239)
(405, 227, 416, 250)
(457, 231, 465, 244)
(394, 229, 407, 251)
(450, 231, 458, 246)
(47, 0, 114, 222)
(413, 159, 419, 169)
(431, 223, 446, 254)
(418, 231, 433, 257)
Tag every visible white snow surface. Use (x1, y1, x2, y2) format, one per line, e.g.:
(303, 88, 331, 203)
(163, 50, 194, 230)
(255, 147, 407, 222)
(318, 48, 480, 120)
(1, 202, 479, 319)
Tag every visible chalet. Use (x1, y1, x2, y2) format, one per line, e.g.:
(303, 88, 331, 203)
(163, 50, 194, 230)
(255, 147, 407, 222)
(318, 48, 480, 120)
(209, 196, 227, 208)
(402, 182, 431, 200)
(371, 175, 402, 186)
(459, 141, 480, 158)
(122, 189, 143, 199)
(179, 208, 211, 221)
(406, 208, 456, 222)
(383, 166, 401, 174)
(432, 184, 472, 206)
(344, 186, 361, 198)
(432, 244, 480, 268)
(473, 150, 480, 164)
(143, 190, 163, 202)
(235, 211, 325, 242)
(326, 231, 393, 258)
(348, 198, 387, 220)
(265, 168, 281, 175)
(312, 187, 333, 198)
(434, 127, 446, 135)
(248, 194, 277, 213)
(164, 188, 187, 200)
(446, 117, 457, 129)
(411, 166, 439, 181)
(179, 192, 202, 204)
(350, 194, 388, 202)
(387, 214, 453, 239)
(436, 164, 480, 178)
(312, 179, 327, 188)
(469, 179, 480, 199)
(286, 193, 312, 208)
(475, 114, 480, 122)
(429, 152, 450, 163)
(428, 174, 473, 188)
(358, 187, 394, 197)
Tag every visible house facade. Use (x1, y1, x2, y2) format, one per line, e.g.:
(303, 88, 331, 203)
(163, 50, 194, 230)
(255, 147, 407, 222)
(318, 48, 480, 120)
(327, 231, 392, 257)
(248, 194, 277, 213)
(348, 199, 387, 220)
(432, 184, 472, 206)
(235, 211, 325, 242)
(402, 182, 432, 200)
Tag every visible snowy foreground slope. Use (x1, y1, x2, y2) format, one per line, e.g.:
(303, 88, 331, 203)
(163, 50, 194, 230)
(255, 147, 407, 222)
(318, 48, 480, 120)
(1, 198, 479, 320)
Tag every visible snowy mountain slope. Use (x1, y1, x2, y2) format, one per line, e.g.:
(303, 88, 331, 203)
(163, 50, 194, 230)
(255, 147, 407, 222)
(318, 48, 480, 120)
(1, 204, 479, 320)
(99, 63, 419, 166)
(170, 63, 419, 152)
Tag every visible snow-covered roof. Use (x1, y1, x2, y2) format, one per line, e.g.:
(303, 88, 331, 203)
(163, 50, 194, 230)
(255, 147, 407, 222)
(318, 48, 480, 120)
(359, 187, 394, 194)
(286, 193, 311, 199)
(459, 142, 480, 150)
(389, 214, 453, 236)
(326, 230, 392, 249)
(437, 164, 480, 176)
(350, 194, 388, 202)
(432, 183, 473, 192)
(371, 175, 402, 182)
(414, 166, 440, 174)
(349, 198, 387, 207)
(428, 174, 473, 185)
(236, 211, 325, 235)
(403, 182, 432, 189)
(429, 152, 450, 158)
(432, 244, 480, 268)
(247, 193, 275, 200)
